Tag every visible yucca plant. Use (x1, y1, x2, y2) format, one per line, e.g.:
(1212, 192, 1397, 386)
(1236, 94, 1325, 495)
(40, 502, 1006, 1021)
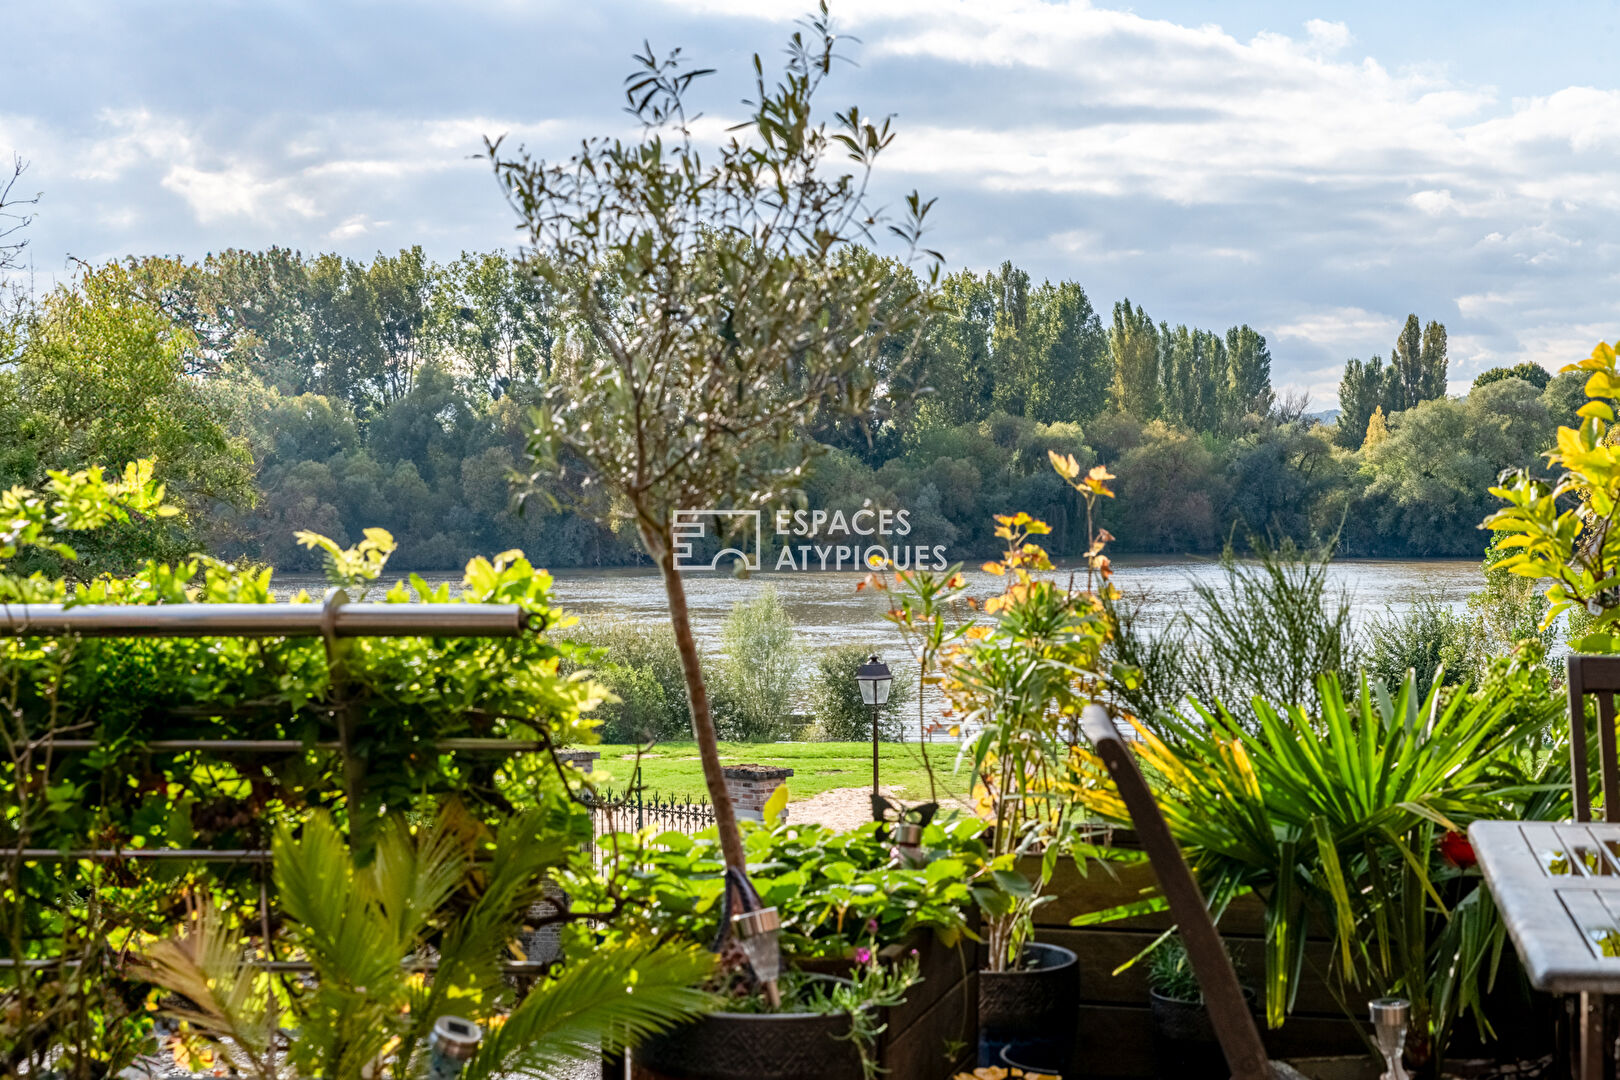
(1073, 670, 1553, 1055)
(136, 807, 715, 1079)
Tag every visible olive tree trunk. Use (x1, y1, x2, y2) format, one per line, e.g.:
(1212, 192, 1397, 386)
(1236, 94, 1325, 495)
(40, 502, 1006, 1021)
(641, 521, 748, 872)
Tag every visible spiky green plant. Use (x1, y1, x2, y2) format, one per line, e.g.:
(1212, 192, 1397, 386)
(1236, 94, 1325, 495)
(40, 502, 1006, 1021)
(1074, 669, 1557, 1059)
(136, 807, 715, 1079)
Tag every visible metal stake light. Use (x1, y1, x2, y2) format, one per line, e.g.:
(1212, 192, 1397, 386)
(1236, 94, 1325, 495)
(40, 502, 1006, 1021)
(1369, 997, 1410, 1080)
(855, 654, 892, 809)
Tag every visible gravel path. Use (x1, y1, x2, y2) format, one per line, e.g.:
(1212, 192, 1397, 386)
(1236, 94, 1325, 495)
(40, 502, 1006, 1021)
(791, 784, 978, 830)
(791, 784, 904, 830)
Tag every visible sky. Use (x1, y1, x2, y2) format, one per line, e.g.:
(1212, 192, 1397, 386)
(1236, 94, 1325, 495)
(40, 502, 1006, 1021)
(6, 0, 1620, 407)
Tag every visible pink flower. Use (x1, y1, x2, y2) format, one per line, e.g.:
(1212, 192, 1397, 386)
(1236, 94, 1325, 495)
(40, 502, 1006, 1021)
(866, 919, 879, 934)
(854, 947, 872, 964)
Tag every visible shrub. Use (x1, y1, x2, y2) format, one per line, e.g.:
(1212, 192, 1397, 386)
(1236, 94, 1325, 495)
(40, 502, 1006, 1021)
(807, 642, 913, 741)
(1365, 593, 1481, 699)
(567, 617, 692, 743)
(712, 585, 798, 742)
(1468, 535, 1556, 663)
(1184, 538, 1358, 712)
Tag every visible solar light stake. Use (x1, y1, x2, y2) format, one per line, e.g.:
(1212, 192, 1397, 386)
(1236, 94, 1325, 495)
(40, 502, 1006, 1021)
(733, 906, 783, 1008)
(428, 1015, 482, 1079)
(892, 820, 926, 866)
(1369, 998, 1410, 1080)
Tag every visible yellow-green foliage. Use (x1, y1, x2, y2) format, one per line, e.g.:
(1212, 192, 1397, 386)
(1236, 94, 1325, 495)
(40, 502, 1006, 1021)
(1486, 341, 1620, 651)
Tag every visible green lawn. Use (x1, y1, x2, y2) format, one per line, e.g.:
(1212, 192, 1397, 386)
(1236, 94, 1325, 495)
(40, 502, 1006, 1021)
(589, 741, 971, 805)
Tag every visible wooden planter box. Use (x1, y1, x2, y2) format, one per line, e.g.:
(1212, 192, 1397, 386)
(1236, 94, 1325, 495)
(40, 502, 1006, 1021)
(1026, 852, 1369, 1079)
(876, 927, 979, 1079)
(631, 926, 977, 1080)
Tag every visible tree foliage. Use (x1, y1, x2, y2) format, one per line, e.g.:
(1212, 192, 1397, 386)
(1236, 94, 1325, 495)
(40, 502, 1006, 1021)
(484, 8, 939, 874)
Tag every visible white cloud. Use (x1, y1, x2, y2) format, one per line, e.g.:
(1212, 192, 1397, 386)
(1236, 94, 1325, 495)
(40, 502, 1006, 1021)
(1304, 19, 1352, 53)
(10, 0, 1620, 408)
(1274, 308, 1396, 349)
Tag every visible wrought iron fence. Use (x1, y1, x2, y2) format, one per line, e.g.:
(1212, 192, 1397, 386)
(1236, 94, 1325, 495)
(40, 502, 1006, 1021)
(581, 787, 715, 862)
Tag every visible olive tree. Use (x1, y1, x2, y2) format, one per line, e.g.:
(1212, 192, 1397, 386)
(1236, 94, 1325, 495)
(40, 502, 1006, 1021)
(487, 7, 937, 873)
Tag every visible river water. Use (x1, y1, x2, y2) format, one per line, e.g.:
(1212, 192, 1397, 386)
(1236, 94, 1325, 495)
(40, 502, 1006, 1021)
(273, 557, 1483, 694)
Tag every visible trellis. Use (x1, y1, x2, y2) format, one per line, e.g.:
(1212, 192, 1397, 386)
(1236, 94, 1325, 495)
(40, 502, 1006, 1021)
(0, 588, 581, 974)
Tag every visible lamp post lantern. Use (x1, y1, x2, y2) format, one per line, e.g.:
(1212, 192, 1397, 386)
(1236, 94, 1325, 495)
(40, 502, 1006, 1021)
(856, 654, 893, 802)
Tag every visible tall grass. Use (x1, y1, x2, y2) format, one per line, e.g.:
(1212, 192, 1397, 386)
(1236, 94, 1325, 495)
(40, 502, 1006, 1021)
(1184, 538, 1358, 714)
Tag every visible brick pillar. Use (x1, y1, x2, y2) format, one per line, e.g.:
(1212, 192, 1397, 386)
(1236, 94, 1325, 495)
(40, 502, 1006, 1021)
(557, 750, 600, 774)
(722, 764, 794, 823)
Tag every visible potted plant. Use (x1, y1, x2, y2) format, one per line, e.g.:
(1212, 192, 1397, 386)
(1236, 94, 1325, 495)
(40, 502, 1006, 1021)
(933, 456, 1119, 1072)
(635, 958, 919, 1080)
(1145, 936, 1256, 1079)
(574, 819, 987, 1080)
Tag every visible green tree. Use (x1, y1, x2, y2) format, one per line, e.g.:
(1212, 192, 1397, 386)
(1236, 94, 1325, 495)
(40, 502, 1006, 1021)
(487, 15, 937, 878)
(1541, 367, 1596, 430)
(441, 250, 556, 393)
(1104, 421, 1222, 550)
(1388, 314, 1448, 411)
(0, 262, 254, 567)
(1022, 280, 1111, 424)
(1359, 379, 1552, 555)
(1335, 355, 1390, 448)
(906, 269, 994, 429)
(1108, 298, 1159, 419)
(366, 245, 441, 403)
(1472, 361, 1550, 392)
(1223, 324, 1273, 423)
(1158, 323, 1222, 432)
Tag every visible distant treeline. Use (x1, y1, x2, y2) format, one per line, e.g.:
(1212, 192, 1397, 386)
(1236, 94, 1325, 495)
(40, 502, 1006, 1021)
(0, 248, 1579, 572)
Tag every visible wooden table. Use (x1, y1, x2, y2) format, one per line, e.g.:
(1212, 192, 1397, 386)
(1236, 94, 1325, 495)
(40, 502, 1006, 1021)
(1470, 819, 1620, 1079)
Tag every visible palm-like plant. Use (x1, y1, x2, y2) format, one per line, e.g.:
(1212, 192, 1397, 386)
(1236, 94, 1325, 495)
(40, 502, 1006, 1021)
(136, 807, 715, 1079)
(1073, 671, 1555, 1050)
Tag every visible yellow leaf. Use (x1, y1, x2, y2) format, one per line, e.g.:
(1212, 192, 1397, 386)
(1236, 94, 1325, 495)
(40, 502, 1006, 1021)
(1047, 449, 1081, 479)
(981, 561, 1005, 575)
(762, 783, 789, 826)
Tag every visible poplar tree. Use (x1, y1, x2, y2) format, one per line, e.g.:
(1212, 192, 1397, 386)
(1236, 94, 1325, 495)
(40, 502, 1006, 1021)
(1390, 313, 1424, 411)
(1389, 314, 1448, 410)
(1336, 355, 1390, 448)
(1108, 298, 1160, 419)
(1023, 280, 1110, 424)
(1419, 319, 1449, 400)
(1224, 324, 1273, 421)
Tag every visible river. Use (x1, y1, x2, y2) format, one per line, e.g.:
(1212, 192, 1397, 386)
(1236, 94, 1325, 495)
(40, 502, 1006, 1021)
(272, 556, 1484, 688)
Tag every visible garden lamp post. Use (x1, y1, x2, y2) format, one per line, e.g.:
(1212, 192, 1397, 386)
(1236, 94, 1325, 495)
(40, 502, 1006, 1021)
(856, 654, 893, 801)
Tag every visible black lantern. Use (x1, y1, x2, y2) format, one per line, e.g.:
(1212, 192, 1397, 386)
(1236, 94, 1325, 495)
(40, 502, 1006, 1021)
(856, 654, 893, 706)
(856, 654, 892, 806)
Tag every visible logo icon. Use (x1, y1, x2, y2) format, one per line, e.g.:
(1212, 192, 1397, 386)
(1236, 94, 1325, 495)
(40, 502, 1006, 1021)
(672, 509, 762, 571)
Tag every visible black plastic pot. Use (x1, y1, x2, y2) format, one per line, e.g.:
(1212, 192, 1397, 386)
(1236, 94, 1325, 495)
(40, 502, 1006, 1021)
(978, 941, 1079, 1072)
(635, 1004, 863, 1080)
(1148, 986, 1257, 1079)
